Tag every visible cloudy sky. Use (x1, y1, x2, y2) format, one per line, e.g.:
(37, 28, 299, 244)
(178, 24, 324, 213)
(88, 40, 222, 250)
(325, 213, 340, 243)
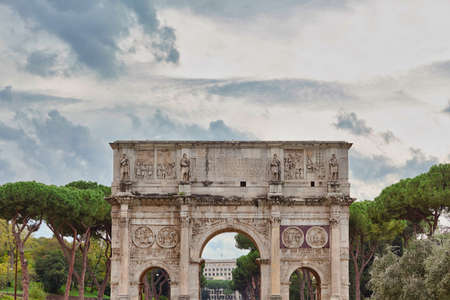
(1, 0, 449, 258)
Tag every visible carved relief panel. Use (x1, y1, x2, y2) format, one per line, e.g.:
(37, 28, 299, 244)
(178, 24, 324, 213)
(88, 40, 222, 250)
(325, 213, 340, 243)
(130, 225, 180, 261)
(281, 226, 304, 248)
(156, 226, 179, 248)
(305, 149, 326, 180)
(284, 149, 305, 180)
(135, 150, 154, 181)
(132, 226, 155, 248)
(280, 225, 329, 249)
(156, 149, 176, 179)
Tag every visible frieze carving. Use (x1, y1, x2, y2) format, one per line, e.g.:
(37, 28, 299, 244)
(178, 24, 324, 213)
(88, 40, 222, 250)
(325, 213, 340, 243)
(156, 226, 179, 248)
(156, 149, 176, 179)
(130, 248, 180, 260)
(281, 247, 330, 259)
(236, 218, 270, 239)
(305, 226, 328, 248)
(132, 226, 155, 248)
(270, 154, 281, 181)
(191, 218, 227, 236)
(282, 226, 304, 248)
(284, 150, 304, 180)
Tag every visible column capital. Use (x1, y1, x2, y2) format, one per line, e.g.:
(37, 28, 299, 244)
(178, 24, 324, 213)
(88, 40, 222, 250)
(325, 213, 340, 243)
(270, 216, 281, 225)
(180, 216, 191, 228)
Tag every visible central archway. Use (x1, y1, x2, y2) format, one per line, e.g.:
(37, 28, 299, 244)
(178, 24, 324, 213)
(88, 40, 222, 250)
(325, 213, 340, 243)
(193, 223, 271, 300)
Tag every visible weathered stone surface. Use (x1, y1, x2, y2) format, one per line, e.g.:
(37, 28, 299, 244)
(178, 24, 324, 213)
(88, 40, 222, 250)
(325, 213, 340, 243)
(108, 141, 353, 300)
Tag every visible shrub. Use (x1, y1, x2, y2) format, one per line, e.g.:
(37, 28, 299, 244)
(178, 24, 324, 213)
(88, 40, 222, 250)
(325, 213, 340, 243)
(29, 282, 46, 300)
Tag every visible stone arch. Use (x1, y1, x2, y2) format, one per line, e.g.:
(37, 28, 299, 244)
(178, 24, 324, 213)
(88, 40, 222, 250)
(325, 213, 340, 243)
(282, 263, 325, 300)
(131, 261, 180, 300)
(191, 221, 270, 260)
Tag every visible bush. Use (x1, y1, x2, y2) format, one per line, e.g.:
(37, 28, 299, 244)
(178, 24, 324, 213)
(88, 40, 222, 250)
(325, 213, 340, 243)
(29, 282, 46, 300)
(0, 295, 14, 300)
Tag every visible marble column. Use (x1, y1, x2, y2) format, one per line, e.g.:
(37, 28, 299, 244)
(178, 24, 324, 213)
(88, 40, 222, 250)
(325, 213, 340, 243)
(330, 205, 341, 300)
(179, 205, 190, 300)
(270, 209, 281, 300)
(118, 202, 130, 300)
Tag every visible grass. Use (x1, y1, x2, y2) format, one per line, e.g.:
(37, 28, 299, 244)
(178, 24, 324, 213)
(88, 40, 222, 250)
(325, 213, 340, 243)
(1, 287, 109, 299)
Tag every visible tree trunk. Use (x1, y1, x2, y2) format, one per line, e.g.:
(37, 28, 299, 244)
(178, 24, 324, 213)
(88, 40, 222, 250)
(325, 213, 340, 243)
(144, 275, 150, 300)
(297, 270, 305, 300)
(78, 228, 91, 300)
(63, 230, 78, 300)
(97, 257, 111, 300)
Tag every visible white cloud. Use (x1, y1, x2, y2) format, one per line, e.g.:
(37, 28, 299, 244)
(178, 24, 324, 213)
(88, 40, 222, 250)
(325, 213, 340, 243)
(202, 233, 250, 259)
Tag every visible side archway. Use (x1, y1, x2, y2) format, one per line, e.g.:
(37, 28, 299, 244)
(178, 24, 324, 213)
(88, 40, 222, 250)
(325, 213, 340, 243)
(139, 267, 171, 300)
(131, 261, 180, 300)
(282, 263, 326, 300)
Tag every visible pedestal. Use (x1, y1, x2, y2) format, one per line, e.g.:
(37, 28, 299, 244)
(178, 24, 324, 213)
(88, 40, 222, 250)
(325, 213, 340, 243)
(268, 182, 283, 197)
(178, 183, 191, 196)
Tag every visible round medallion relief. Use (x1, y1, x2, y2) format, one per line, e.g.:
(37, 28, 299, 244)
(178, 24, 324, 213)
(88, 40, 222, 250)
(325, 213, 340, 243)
(306, 226, 328, 248)
(133, 226, 154, 248)
(156, 227, 179, 248)
(282, 226, 304, 248)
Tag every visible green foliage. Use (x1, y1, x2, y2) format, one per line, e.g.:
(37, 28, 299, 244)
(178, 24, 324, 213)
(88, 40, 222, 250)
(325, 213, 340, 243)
(33, 238, 67, 293)
(424, 234, 450, 299)
(231, 233, 260, 299)
(65, 181, 111, 197)
(369, 234, 450, 300)
(372, 164, 450, 238)
(205, 280, 232, 294)
(29, 282, 46, 300)
(235, 233, 257, 251)
(0, 295, 14, 300)
(0, 181, 52, 222)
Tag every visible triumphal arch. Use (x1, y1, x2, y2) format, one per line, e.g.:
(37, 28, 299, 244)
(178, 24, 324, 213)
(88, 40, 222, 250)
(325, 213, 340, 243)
(108, 141, 353, 300)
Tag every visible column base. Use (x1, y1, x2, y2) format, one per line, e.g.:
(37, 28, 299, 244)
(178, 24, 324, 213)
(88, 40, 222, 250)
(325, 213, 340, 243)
(118, 295, 129, 300)
(178, 296, 190, 300)
(330, 296, 340, 300)
(270, 295, 282, 300)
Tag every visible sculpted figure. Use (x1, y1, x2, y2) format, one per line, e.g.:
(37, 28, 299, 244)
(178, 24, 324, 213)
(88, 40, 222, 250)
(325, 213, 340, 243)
(329, 154, 339, 180)
(270, 154, 281, 181)
(120, 153, 130, 181)
(180, 153, 190, 182)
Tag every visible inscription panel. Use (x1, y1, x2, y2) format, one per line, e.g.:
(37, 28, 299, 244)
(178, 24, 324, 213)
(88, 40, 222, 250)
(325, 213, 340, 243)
(208, 148, 268, 182)
(190, 148, 207, 182)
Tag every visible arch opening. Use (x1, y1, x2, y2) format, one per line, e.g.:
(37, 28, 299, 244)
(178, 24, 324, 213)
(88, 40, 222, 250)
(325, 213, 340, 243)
(139, 267, 171, 300)
(200, 230, 261, 300)
(289, 267, 321, 300)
